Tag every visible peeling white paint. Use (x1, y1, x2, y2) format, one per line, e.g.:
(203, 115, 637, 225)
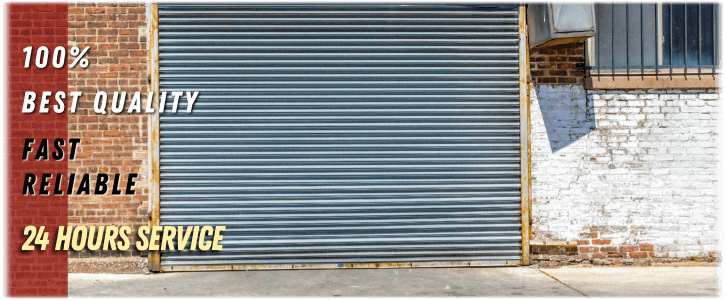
(530, 84, 719, 258)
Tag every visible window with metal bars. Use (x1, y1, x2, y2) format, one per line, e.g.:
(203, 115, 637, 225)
(586, 3, 720, 77)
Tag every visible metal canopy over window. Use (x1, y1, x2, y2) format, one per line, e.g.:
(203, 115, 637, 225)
(156, 4, 524, 271)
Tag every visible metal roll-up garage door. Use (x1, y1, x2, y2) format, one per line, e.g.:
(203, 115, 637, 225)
(157, 4, 523, 270)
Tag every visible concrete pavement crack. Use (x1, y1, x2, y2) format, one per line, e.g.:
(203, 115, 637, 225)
(538, 269, 589, 297)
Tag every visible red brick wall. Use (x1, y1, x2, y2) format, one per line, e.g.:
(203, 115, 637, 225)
(529, 42, 585, 85)
(67, 3, 148, 257)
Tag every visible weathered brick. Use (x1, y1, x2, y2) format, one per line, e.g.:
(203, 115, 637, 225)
(629, 252, 650, 259)
(619, 245, 639, 252)
(591, 253, 607, 259)
(84, 7, 105, 14)
(68, 3, 148, 259)
(601, 246, 618, 253)
(68, 21, 84, 28)
(580, 233, 598, 240)
(548, 70, 569, 77)
(578, 246, 598, 253)
(639, 245, 655, 251)
(531, 84, 718, 262)
(529, 42, 584, 85)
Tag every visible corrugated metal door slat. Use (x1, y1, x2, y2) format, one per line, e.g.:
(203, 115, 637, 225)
(157, 4, 522, 267)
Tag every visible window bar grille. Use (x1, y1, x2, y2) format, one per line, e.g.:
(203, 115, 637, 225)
(684, 4, 688, 75)
(597, 5, 600, 75)
(626, 4, 630, 76)
(670, 3, 673, 76)
(655, 4, 658, 75)
(698, 4, 702, 76)
(612, 3, 615, 77)
(640, 2, 658, 76)
(590, 4, 718, 77)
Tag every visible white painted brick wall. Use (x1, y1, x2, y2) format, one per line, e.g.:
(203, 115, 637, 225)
(530, 84, 719, 258)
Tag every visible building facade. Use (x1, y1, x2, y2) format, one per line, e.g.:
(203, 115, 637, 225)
(66, 3, 720, 271)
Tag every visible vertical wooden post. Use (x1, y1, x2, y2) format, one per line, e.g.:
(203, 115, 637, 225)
(518, 5, 532, 266)
(147, 2, 161, 272)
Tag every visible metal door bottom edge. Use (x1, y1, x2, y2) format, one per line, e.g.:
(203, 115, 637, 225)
(160, 260, 523, 272)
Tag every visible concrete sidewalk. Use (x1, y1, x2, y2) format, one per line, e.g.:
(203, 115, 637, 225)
(68, 266, 719, 297)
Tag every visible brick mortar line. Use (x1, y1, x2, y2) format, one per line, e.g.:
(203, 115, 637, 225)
(537, 269, 589, 297)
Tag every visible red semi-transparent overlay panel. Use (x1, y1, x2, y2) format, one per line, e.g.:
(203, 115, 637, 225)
(8, 3, 69, 296)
